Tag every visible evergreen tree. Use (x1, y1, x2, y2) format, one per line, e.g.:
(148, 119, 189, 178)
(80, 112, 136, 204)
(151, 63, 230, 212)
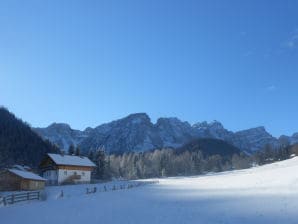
(88, 150, 94, 161)
(94, 149, 106, 179)
(75, 146, 81, 156)
(68, 144, 75, 155)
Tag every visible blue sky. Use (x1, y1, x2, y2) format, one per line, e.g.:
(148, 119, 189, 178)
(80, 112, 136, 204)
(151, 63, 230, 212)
(0, 0, 298, 137)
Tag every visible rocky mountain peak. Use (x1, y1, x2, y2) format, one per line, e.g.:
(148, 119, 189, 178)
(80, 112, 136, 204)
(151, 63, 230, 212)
(33, 114, 298, 154)
(156, 117, 191, 127)
(234, 126, 279, 152)
(236, 126, 269, 136)
(124, 113, 151, 124)
(47, 122, 72, 130)
(193, 120, 224, 130)
(155, 117, 194, 148)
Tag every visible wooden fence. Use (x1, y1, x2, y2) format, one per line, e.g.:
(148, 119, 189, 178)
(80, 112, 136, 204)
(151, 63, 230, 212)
(85, 180, 159, 195)
(0, 191, 40, 206)
(0, 181, 159, 205)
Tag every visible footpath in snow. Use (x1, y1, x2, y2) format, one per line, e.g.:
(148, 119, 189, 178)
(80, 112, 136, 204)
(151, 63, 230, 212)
(2, 157, 298, 224)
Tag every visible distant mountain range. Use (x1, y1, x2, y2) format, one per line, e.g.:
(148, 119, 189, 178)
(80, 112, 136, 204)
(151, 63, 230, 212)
(33, 113, 298, 154)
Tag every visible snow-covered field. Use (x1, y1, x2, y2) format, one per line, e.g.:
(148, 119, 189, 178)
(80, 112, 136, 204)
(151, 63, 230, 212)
(2, 157, 298, 224)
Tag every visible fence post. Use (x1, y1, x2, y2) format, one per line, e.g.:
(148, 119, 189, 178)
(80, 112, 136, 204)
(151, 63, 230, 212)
(11, 194, 14, 204)
(37, 191, 40, 200)
(27, 192, 30, 200)
(3, 196, 6, 206)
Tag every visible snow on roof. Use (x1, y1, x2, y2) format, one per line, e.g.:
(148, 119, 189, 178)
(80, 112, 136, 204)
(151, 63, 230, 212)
(12, 165, 31, 171)
(8, 169, 46, 181)
(12, 165, 27, 171)
(47, 153, 96, 167)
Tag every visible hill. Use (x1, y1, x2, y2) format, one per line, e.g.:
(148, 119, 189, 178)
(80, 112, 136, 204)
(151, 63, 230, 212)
(0, 107, 60, 168)
(177, 138, 241, 157)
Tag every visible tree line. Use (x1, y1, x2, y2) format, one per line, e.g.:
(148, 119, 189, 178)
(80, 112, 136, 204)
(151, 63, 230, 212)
(84, 143, 298, 180)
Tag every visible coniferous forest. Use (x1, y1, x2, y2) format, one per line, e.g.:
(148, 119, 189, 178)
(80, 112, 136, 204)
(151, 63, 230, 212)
(87, 143, 295, 180)
(0, 107, 60, 168)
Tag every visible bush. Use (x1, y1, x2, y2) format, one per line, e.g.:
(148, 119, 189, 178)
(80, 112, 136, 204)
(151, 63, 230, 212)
(39, 190, 47, 201)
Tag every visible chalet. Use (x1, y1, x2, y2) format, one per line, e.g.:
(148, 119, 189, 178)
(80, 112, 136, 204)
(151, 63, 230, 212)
(0, 168, 46, 191)
(39, 153, 96, 185)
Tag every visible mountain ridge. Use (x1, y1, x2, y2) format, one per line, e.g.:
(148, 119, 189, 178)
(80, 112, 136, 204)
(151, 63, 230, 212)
(33, 113, 297, 154)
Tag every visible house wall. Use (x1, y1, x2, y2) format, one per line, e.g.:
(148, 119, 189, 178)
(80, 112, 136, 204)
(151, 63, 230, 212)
(57, 169, 91, 184)
(40, 156, 94, 185)
(43, 168, 92, 185)
(42, 170, 58, 185)
(0, 171, 21, 191)
(0, 171, 45, 191)
(21, 180, 45, 190)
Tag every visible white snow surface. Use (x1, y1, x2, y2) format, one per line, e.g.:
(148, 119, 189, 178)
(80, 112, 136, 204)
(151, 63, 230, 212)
(2, 157, 298, 223)
(48, 153, 96, 167)
(8, 169, 46, 181)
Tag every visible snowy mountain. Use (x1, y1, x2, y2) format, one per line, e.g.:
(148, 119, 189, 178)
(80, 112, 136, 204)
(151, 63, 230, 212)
(33, 113, 297, 153)
(278, 133, 298, 146)
(155, 118, 195, 148)
(78, 113, 162, 153)
(233, 127, 280, 152)
(34, 123, 88, 150)
(193, 120, 234, 140)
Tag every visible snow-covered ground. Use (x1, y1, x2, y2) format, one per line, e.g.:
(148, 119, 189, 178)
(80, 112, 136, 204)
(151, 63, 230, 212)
(2, 157, 298, 224)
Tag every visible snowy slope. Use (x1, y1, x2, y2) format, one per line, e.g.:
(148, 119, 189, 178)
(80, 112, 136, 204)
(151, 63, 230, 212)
(2, 157, 298, 223)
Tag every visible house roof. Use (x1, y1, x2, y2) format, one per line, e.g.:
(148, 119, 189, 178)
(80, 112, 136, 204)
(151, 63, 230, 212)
(12, 165, 31, 171)
(47, 153, 96, 167)
(8, 169, 46, 181)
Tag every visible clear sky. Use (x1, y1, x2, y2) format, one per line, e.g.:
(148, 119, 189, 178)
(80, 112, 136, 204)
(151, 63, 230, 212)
(0, 0, 298, 137)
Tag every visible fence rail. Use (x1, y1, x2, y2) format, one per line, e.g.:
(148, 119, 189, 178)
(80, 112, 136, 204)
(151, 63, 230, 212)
(85, 180, 159, 195)
(0, 180, 159, 206)
(0, 191, 40, 206)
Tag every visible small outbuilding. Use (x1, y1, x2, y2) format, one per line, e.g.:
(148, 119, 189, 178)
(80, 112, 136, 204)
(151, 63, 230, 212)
(0, 169, 46, 191)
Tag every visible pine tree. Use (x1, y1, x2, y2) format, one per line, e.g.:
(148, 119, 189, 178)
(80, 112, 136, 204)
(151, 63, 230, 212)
(75, 146, 80, 156)
(68, 144, 75, 155)
(94, 149, 106, 179)
(88, 150, 94, 161)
